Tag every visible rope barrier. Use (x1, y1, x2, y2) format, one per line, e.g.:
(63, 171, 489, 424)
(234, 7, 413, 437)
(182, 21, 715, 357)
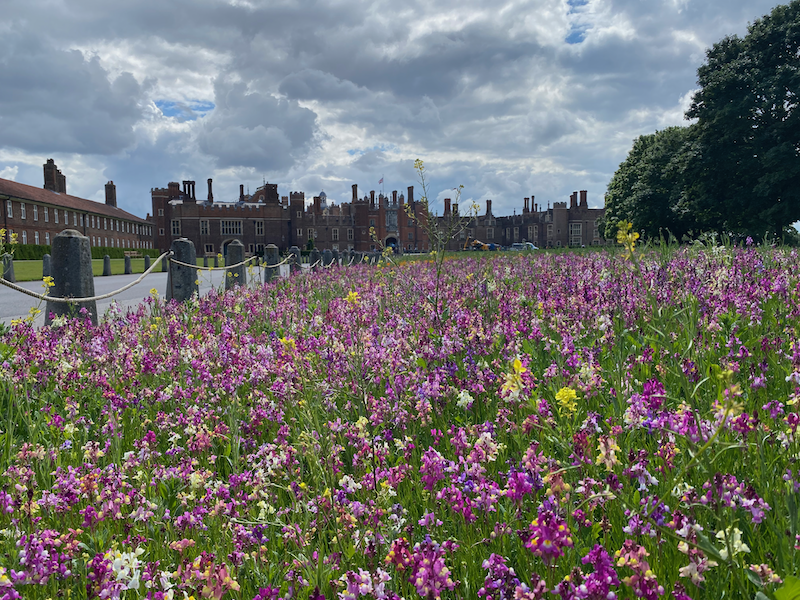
(307, 260, 322, 270)
(169, 255, 259, 271)
(0, 251, 172, 304)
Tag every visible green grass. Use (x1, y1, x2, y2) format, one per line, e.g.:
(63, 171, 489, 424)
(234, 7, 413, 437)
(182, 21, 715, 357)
(8, 259, 164, 281)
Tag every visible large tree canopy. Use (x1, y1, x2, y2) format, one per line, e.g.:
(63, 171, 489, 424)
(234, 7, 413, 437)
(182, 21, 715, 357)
(606, 1, 800, 240)
(602, 126, 698, 240)
(687, 0, 800, 237)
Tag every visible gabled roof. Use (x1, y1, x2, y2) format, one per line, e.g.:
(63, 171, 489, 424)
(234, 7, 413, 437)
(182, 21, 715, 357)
(0, 177, 148, 223)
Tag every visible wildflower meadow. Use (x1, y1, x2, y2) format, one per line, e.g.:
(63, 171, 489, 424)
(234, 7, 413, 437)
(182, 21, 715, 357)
(1, 242, 799, 600)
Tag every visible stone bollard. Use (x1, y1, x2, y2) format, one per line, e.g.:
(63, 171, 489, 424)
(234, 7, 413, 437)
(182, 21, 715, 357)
(144, 255, 151, 271)
(2, 254, 15, 283)
(124, 255, 132, 275)
(203, 256, 208, 268)
(161, 253, 168, 272)
(323, 249, 332, 267)
(42, 253, 51, 278)
(102, 255, 112, 276)
(213, 255, 219, 268)
(166, 238, 198, 303)
(310, 248, 320, 271)
(289, 246, 301, 274)
(46, 230, 97, 326)
(225, 240, 246, 290)
(331, 249, 339, 266)
(264, 244, 279, 283)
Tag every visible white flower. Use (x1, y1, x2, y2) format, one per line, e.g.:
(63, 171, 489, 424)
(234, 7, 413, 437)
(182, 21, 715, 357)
(716, 527, 750, 560)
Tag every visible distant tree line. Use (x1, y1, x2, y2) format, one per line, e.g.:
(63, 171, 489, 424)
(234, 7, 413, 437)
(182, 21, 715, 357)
(602, 1, 800, 243)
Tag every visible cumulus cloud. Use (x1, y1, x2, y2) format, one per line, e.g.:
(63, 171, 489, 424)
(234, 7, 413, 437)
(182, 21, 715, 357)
(0, 0, 785, 218)
(197, 79, 319, 171)
(0, 33, 150, 155)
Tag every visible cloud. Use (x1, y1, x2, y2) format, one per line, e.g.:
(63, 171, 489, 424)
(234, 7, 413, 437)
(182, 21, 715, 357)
(197, 78, 319, 171)
(0, 33, 151, 155)
(0, 0, 785, 220)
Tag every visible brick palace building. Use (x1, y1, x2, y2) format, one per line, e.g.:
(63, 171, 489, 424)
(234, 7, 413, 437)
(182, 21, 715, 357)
(152, 178, 607, 256)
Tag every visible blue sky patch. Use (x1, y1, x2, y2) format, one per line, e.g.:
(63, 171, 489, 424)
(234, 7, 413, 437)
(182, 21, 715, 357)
(155, 100, 215, 121)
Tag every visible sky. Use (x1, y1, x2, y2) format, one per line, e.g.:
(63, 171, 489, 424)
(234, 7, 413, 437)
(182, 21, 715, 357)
(0, 0, 785, 219)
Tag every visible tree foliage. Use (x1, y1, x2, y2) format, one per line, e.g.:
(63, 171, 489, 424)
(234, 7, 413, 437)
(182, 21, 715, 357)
(607, 1, 800, 239)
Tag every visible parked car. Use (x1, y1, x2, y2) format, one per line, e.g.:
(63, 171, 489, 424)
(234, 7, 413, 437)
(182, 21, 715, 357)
(509, 242, 538, 251)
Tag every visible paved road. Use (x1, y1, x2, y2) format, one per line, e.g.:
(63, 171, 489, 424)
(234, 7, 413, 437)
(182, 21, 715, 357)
(0, 264, 291, 326)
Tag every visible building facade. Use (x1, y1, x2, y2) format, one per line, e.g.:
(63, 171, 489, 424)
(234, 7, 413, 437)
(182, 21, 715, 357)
(441, 190, 607, 250)
(151, 180, 430, 256)
(152, 178, 607, 255)
(0, 160, 154, 249)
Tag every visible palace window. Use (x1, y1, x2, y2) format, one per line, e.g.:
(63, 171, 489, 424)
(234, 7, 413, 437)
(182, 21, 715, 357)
(22, 231, 27, 244)
(200, 220, 209, 235)
(44, 207, 49, 223)
(487, 227, 494, 239)
(5, 201, 11, 218)
(255, 221, 264, 236)
(220, 220, 242, 236)
(332, 228, 339, 241)
(513, 227, 519, 241)
(347, 228, 354, 240)
(45, 232, 50, 245)
(35, 231, 40, 244)
(297, 228, 303, 238)
(20, 203, 26, 219)
(54, 209, 59, 224)
(569, 222, 582, 247)
(205, 244, 214, 254)
(171, 220, 181, 236)
(33, 206, 38, 221)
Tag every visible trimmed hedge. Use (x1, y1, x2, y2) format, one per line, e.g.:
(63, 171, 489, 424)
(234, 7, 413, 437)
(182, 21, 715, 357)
(7, 244, 159, 260)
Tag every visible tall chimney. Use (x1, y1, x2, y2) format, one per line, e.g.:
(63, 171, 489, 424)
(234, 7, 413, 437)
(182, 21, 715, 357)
(105, 181, 117, 207)
(444, 198, 451, 215)
(486, 199, 492, 215)
(191, 181, 196, 201)
(524, 197, 530, 213)
(370, 191, 375, 207)
(408, 186, 414, 205)
(392, 190, 397, 204)
(570, 192, 578, 209)
(43, 159, 66, 193)
(239, 184, 245, 202)
(207, 178, 214, 203)
(351, 184, 358, 202)
(579, 190, 587, 208)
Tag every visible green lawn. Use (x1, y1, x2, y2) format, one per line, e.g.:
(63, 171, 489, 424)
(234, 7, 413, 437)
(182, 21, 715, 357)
(7, 257, 224, 282)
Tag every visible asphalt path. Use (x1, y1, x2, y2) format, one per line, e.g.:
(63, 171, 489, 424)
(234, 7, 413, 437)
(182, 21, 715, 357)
(0, 264, 292, 326)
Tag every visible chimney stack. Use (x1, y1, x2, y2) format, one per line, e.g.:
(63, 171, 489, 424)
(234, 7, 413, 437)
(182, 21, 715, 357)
(105, 181, 117, 207)
(444, 198, 451, 215)
(370, 190, 375, 208)
(314, 196, 321, 213)
(392, 190, 397, 205)
(207, 178, 214, 203)
(486, 199, 492, 215)
(352, 184, 358, 202)
(579, 190, 587, 208)
(43, 159, 67, 193)
(408, 186, 414, 205)
(570, 192, 578, 209)
(523, 197, 530, 213)
(239, 184, 245, 202)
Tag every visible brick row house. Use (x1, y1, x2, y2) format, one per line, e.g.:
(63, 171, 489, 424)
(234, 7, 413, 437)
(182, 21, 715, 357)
(0, 160, 153, 249)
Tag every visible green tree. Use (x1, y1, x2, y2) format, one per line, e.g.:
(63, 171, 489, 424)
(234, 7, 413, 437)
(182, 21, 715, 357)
(686, 0, 800, 238)
(602, 125, 699, 239)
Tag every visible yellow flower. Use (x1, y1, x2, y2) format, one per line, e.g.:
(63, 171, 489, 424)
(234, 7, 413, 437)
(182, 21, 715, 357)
(616, 221, 640, 260)
(346, 291, 360, 305)
(279, 336, 296, 352)
(555, 387, 578, 415)
(596, 435, 621, 471)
